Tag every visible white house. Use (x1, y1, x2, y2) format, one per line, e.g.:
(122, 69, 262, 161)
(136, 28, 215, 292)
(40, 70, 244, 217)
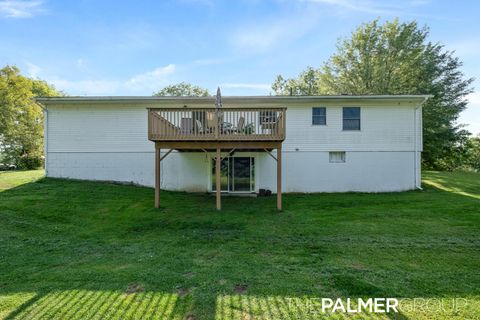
(36, 94, 429, 209)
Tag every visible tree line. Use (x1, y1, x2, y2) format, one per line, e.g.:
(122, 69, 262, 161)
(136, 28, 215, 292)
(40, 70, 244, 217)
(0, 19, 478, 171)
(271, 19, 476, 171)
(0, 66, 61, 169)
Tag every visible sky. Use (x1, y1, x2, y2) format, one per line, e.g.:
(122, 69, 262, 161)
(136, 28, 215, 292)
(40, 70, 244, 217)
(0, 0, 479, 134)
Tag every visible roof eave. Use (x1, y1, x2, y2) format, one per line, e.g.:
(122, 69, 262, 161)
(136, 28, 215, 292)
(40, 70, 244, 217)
(35, 94, 434, 105)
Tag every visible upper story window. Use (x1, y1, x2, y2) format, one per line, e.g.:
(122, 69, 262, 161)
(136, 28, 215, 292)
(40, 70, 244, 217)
(312, 107, 326, 125)
(343, 107, 361, 130)
(259, 111, 277, 124)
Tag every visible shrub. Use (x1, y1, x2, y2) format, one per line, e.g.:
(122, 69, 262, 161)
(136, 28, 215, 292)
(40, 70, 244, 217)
(17, 155, 44, 170)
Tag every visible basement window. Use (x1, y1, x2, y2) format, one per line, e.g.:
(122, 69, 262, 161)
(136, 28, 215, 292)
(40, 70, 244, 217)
(329, 151, 346, 163)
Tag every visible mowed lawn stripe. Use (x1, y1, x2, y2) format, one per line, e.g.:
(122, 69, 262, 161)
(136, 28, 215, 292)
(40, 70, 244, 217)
(0, 170, 479, 319)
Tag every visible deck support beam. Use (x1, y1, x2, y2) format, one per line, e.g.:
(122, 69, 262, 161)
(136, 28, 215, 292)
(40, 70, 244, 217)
(155, 146, 160, 208)
(216, 147, 221, 210)
(264, 148, 277, 161)
(153, 141, 283, 211)
(277, 146, 282, 211)
(160, 149, 173, 161)
(155, 148, 175, 208)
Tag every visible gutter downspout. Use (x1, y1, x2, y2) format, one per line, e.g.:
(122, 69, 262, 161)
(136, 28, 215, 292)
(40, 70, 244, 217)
(35, 100, 48, 176)
(414, 104, 421, 190)
(414, 96, 431, 190)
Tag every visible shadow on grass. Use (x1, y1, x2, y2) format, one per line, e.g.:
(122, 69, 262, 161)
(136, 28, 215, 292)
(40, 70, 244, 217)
(0, 174, 479, 319)
(422, 170, 480, 200)
(3, 289, 417, 320)
(3, 289, 190, 320)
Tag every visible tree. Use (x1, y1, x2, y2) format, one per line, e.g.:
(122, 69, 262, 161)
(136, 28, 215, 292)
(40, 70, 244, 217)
(461, 136, 480, 171)
(0, 65, 61, 169)
(272, 19, 474, 170)
(153, 82, 210, 97)
(272, 67, 322, 96)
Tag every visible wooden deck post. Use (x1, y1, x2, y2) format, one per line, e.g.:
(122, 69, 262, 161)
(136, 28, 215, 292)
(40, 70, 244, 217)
(277, 146, 282, 211)
(155, 146, 160, 208)
(216, 147, 221, 210)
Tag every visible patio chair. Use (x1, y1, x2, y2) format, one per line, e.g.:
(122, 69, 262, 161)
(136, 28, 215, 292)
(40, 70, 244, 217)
(232, 116, 245, 133)
(180, 118, 193, 134)
(195, 119, 205, 134)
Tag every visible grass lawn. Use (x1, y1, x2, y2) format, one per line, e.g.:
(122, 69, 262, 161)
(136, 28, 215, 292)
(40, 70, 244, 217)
(0, 170, 44, 192)
(0, 170, 479, 319)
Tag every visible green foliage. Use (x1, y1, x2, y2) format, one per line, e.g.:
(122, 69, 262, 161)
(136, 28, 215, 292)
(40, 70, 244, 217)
(17, 154, 44, 170)
(0, 65, 61, 169)
(153, 82, 210, 97)
(272, 19, 474, 170)
(272, 67, 322, 96)
(0, 170, 480, 319)
(242, 123, 255, 134)
(457, 136, 480, 171)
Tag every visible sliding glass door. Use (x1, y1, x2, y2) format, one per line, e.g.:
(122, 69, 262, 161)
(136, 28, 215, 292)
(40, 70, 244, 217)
(211, 157, 255, 192)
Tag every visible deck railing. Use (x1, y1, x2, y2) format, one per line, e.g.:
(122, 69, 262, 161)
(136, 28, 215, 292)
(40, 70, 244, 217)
(148, 107, 286, 141)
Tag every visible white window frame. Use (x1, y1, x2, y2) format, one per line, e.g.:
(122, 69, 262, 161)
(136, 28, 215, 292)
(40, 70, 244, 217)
(312, 107, 327, 126)
(342, 107, 361, 131)
(329, 151, 346, 163)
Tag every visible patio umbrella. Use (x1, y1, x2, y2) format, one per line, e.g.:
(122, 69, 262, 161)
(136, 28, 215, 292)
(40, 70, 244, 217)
(215, 87, 222, 109)
(215, 87, 223, 126)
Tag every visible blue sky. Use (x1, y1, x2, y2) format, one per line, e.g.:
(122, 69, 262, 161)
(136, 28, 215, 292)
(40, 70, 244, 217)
(0, 0, 479, 134)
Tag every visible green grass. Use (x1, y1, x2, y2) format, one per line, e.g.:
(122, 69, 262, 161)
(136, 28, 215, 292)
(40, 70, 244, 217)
(0, 170, 44, 192)
(0, 170, 479, 319)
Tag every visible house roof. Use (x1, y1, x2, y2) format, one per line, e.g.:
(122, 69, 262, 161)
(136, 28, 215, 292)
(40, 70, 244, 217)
(35, 95, 432, 108)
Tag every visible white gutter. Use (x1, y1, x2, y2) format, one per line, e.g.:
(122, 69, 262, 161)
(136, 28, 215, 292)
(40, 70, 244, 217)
(35, 94, 434, 105)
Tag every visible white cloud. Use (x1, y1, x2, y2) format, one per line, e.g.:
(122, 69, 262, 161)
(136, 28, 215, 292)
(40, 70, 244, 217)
(467, 91, 480, 105)
(45, 64, 177, 96)
(177, 0, 214, 7)
(301, 0, 389, 14)
(49, 79, 121, 96)
(230, 0, 436, 54)
(25, 61, 42, 78)
(76, 58, 86, 68)
(299, 0, 433, 16)
(193, 58, 227, 66)
(459, 92, 480, 135)
(230, 13, 319, 53)
(0, 0, 45, 18)
(232, 27, 283, 53)
(448, 38, 480, 58)
(126, 64, 176, 90)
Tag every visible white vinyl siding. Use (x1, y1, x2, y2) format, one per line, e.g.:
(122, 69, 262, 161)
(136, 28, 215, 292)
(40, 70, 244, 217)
(283, 105, 418, 152)
(258, 151, 417, 192)
(47, 105, 151, 152)
(45, 99, 423, 192)
(47, 104, 420, 153)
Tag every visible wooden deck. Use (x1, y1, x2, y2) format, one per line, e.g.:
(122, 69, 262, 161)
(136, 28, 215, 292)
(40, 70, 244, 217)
(148, 107, 286, 142)
(148, 107, 285, 211)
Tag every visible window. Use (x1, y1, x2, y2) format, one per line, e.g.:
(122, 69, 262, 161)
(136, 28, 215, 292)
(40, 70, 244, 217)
(329, 151, 346, 163)
(259, 111, 277, 124)
(211, 157, 255, 192)
(312, 107, 326, 125)
(343, 107, 361, 130)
